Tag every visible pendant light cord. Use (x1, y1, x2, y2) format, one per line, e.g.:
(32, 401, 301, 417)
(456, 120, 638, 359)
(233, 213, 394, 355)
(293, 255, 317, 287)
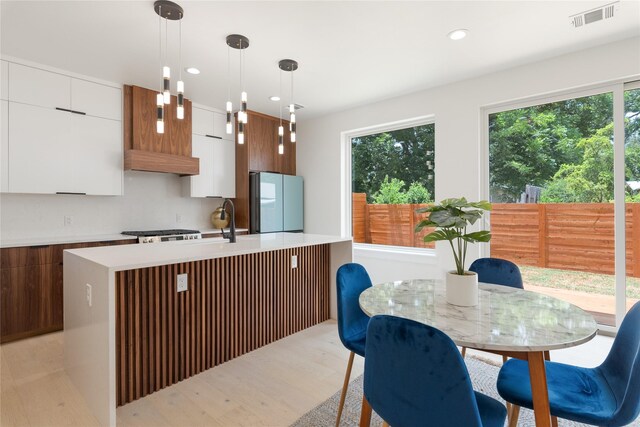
(158, 5, 162, 88)
(279, 69, 283, 125)
(178, 12, 182, 80)
(227, 45, 231, 101)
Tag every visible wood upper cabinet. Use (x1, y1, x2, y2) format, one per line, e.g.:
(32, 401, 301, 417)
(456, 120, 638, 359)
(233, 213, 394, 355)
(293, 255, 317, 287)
(124, 85, 198, 175)
(234, 110, 296, 228)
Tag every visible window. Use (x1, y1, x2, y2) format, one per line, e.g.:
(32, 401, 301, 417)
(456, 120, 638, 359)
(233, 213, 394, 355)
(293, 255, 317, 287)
(486, 84, 640, 328)
(351, 122, 435, 249)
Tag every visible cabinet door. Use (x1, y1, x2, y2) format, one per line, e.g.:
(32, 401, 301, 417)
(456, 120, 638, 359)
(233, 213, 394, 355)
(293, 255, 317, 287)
(212, 138, 236, 198)
(213, 111, 234, 141)
(192, 107, 214, 137)
(189, 134, 215, 197)
(1, 60, 7, 101)
(1, 100, 8, 192)
(71, 79, 121, 121)
(8, 102, 72, 194)
(71, 114, 123, 195)
(247, 113, 277, 172)
(8, 63, 70, 109)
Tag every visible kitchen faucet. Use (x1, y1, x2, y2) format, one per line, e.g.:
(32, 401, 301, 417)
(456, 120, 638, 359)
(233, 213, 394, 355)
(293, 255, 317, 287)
(220, 199, 236, 243)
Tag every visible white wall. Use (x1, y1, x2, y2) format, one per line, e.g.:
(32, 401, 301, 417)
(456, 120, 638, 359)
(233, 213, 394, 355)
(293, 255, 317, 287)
(297, 37, 640, 283)
(0, 171, 221, 241)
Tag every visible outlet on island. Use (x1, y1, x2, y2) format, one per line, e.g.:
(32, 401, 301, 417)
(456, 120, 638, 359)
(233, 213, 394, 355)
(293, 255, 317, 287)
(177, 274, 188, 292)
(86, 284, 92, 307)
(291, 255, 298, 269)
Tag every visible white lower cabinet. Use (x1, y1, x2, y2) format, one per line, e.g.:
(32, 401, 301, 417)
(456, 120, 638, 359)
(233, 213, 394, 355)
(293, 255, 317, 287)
(186, 135, 235, 198)
(7, 102, 122, 195)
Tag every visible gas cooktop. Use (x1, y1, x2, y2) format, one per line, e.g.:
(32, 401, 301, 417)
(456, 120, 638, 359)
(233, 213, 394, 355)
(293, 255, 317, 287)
(122, 229, 200, 237)
(122, 229, 202, 243)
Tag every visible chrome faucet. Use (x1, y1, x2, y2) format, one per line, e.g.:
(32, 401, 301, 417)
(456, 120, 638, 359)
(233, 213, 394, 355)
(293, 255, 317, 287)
(220, 199, 236, 243)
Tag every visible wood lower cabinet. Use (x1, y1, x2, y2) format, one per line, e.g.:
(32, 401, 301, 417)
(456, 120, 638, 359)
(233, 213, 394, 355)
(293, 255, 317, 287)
(0, 239, 135, 343)
(115, 243, 329, 406)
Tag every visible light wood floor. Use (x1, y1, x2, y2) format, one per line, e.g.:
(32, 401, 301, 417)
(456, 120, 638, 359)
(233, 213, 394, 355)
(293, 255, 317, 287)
(1, 320, 364, 427)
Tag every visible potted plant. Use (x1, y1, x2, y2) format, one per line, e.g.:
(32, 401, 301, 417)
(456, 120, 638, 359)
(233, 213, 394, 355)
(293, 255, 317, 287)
(415, 198, 492, 306)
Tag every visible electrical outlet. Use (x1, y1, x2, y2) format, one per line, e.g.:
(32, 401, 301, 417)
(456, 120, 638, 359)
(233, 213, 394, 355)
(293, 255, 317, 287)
(291, 255, 298, 269)
(86, 284, 92, 307)
(64, 215, 74, 226)
(176, 213, 183, 223)
(177, 274, 188, 292)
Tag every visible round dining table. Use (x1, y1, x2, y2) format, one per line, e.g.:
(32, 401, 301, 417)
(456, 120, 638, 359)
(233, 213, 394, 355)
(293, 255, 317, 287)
(358, 279, 598, 427)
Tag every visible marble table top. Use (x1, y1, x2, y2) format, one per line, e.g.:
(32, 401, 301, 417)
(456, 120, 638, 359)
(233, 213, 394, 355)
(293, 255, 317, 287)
(359, 280, 598, 352)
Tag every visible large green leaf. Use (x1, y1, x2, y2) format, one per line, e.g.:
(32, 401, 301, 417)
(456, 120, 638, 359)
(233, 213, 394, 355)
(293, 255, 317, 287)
(461, 230, 492, 243)
(423, 229, 461, 243)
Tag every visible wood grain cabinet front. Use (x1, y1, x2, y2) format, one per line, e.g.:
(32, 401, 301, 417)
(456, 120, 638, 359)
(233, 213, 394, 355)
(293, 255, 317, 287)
(0, 239, 136, 343)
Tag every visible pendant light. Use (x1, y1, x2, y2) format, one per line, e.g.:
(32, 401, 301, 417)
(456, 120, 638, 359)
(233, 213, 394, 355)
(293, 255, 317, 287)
(154, 1, 184, 133)
(277, 66, 284, 155)
(226, 34, 250, 144)
(278, 59, 298, 143)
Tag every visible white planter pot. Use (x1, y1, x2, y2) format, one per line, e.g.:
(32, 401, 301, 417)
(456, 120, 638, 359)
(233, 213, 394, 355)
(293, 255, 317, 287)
(446, 271, 478, 306)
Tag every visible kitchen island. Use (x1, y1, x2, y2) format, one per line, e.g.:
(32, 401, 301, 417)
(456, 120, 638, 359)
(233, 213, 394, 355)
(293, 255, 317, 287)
(63, 233, 352, 426)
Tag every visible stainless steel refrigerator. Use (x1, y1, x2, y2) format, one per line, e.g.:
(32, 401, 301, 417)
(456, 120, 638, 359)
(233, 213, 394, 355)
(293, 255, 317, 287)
(250, 172, 304, 233)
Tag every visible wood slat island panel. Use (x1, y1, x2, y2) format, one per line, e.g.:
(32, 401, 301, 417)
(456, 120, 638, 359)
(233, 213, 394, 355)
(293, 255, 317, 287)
(115, 244, 330, 406)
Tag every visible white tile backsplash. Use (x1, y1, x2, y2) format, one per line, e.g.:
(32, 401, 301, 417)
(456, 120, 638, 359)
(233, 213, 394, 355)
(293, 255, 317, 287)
(0, 171, 223, 241)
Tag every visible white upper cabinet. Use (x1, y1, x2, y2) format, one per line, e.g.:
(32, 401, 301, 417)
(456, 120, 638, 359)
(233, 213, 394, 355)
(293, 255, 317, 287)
(9, 63, 71, 109)
(211, 138, 235, 198)
(70, 114, 122, 195)
(71, 79, 121, 120)
(189, 134, 215, 197)
(1, 61, 8, 101)
(9, 103, 73, 194)
(3, 60, 123, 195)
(192, 107, 214, 136)
(1, 100, 8, 192)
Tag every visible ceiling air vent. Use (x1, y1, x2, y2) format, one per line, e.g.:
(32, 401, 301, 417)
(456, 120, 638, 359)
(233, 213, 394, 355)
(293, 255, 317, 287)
(570, 1, 618, 28)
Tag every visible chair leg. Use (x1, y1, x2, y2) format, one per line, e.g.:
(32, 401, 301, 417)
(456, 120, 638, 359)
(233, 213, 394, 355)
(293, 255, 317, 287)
(508, 405, 520, 427)
(336, 351, 355, 427)
(382, 422, 389, 427)
(502, 355, 508, 364)
(552, 416, 558, 427)
(461, 347, 467, 358)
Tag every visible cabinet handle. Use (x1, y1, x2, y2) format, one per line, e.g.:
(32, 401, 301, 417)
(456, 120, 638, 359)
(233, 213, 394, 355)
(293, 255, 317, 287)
(55, 107, 86, 116)
(30, 245, 50, 249)
(206, 195, 222, 198)
(205, 134, 222, 140)
(55, 192, 87, 195)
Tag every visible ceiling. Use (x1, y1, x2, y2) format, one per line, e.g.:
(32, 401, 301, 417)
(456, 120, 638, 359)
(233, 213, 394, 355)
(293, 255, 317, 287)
(1, 1, 639, 120)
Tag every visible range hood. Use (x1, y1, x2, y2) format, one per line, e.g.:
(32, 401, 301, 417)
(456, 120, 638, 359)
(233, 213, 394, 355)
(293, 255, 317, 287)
(123, 85, 199, 176)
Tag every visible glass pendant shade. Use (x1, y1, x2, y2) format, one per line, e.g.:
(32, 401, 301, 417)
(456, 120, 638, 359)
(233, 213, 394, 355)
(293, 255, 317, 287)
(176, 80, 184, 119)
(156, 93, 164, 134)
(163, 66, 171, 104)
(226, 101, 233, 134)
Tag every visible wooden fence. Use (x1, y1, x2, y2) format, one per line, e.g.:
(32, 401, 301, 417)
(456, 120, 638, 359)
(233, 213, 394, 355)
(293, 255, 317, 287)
(352, 193, 640, 277)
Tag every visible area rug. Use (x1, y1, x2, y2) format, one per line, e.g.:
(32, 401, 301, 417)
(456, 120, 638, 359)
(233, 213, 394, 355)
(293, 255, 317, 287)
(291, 356, 640, 427)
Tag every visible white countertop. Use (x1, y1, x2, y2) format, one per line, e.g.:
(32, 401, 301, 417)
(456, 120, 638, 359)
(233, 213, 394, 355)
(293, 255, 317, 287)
(65, 232, 352, 271)
(0, 228, 249, 248)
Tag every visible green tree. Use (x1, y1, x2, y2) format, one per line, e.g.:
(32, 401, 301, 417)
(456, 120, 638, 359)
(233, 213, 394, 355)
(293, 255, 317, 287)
(372, 176, 408, 204)
(352, 124, 434, 203)
(406, 182, 432, 204)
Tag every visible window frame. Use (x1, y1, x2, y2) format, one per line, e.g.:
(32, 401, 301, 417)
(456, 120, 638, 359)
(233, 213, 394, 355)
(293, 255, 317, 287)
(341, 114, 436, 256)
(480, 78, 640, 333)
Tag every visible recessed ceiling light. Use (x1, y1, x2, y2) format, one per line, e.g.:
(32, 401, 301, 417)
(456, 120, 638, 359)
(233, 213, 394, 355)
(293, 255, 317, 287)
(447, 29, 468, 41)
(185, 67, 200, 75)
(269, 95, 281, 102)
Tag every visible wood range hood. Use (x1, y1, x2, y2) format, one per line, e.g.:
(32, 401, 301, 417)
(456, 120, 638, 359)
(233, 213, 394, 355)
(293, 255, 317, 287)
(123, 85, 199, 176)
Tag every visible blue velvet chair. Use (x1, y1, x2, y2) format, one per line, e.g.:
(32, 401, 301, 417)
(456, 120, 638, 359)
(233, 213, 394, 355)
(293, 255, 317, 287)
(363, 315, 507, 427)
(462, 257, 524, 360)
(498, 300, 640, 427)
(335, 263, 372, 427)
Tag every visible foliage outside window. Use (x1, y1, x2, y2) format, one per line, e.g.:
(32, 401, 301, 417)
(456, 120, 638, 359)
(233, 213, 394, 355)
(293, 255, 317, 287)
(489, 92, 640, 203)
(351, 123, 435, 249)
